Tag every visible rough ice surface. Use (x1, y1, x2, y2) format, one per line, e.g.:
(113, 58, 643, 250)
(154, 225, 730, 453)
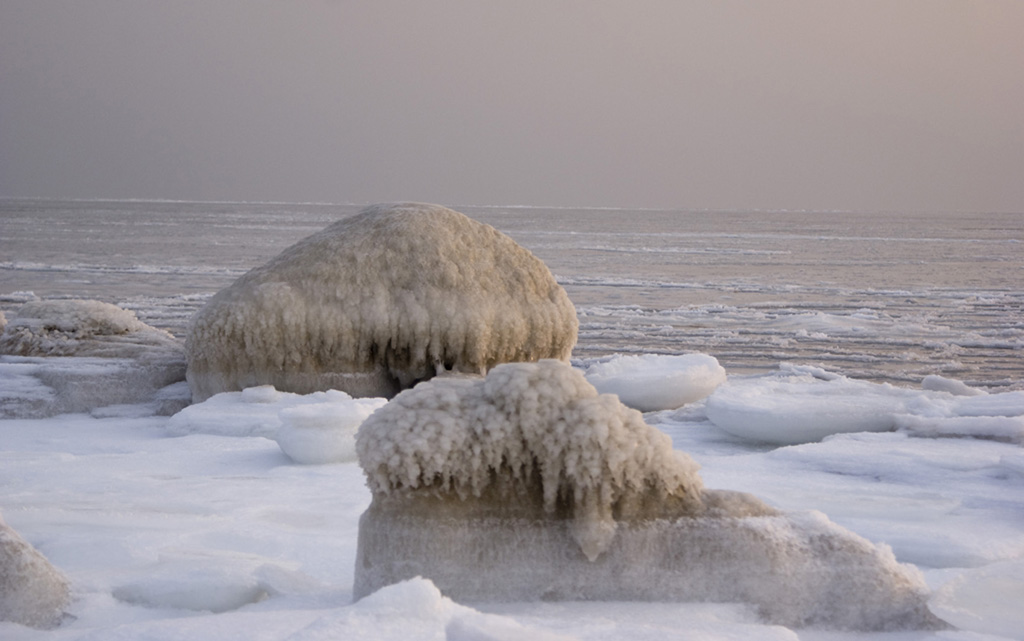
(354, 360, 936, 629)
(584, 353, 727, 411)
(927, 558, 1024, 639)
(706, 365, 1024, 445)
(185, 203, 578, 402)
(0, 300, 186, 418)
(0, 512, 70, 629)
(166, 385, 384, 444)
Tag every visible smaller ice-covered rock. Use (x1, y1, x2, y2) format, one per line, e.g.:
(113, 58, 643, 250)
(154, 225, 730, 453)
(276, 397, 386, 464)
(584, 353, 727, 412)
(706, 369, 911, 445)
(928, 559, 1024, 639)
(0, 299, 186, 417)
(1, 513, 70, 629)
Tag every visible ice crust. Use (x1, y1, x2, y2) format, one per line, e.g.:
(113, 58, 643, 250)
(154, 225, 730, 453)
(0, 300, 187, 417)
(0, 512, 70, 629)
(927, 558, 1024, 639)
(584, 353, 727, 411)
(185, 203, 578, 402)
(354, 360, 936, 629)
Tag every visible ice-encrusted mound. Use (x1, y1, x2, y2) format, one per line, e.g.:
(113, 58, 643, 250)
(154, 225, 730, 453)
(0, 300, 187, 417)
(357, 359, 705, 561)
(584, 353, 727, 411)
(353, 360, 937, 629)
(0, 513, 70, 629)
(185, 202, 578, 402)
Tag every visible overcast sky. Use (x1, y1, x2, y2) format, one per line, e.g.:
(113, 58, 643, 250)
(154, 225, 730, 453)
(1, 1, 1022, 212)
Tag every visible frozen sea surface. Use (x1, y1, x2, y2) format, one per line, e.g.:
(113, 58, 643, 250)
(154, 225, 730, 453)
(2, 199, 1022, 388)
(1, 200, 1023, 639)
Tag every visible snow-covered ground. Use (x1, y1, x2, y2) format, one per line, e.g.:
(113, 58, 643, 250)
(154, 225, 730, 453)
(1, 359, 1022, 640)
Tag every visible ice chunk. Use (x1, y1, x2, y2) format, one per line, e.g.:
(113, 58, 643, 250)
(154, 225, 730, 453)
(291, 577, 574, 641)
(706, 370, 910, 445)
(275, 397, 387, 464)
(185, 203, 578, 402)
(921, 374, 986, 397)
(0, 512, 70, 629)
(166, 385, 383, 441)
(353, 360, 937, 630)
(584, 353, 727, 411)
(928, 559, 1024, 638)
(896, 390, 1024, 443)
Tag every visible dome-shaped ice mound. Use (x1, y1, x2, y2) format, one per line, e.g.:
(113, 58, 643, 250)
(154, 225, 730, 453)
(185, 203, 578, 402)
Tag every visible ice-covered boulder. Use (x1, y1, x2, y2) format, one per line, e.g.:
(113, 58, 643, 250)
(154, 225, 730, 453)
(0, 300, 187, 418)
(584, 353, 727, 411)
(353, 360, 937, 630)
(0, 512, 71, 629)
(185, 202, 578, 402)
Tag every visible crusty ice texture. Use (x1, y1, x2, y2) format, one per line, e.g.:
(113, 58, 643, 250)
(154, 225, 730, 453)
(354, 360, 938, 630)
(357, 359, 705, 561)
(185, 203, 578, 402)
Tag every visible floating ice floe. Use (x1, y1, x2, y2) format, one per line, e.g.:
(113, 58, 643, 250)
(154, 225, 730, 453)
(185, 202, 578, 401)
(167, 385, 386, 464)
(707, 365, 1024, 445)
(354, 360, 937, 630)
(583, 353, 727, 411)
(0, 299, 187, 418)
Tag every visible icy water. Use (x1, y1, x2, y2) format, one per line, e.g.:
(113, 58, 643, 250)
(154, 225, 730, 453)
(1, 198, 1021, 389)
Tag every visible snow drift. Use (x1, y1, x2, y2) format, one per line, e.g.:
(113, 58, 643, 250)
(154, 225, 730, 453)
(0, 512, 70, 629)
(185, 203, 578, 402)
(353, 360, 936, 630)
(0, 299, 187, 417)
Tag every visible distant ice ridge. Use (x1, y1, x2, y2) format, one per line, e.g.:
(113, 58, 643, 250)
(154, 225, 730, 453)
(707, 364, 1024, 445)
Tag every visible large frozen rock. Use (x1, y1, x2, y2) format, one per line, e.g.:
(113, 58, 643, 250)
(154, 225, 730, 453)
(0, 513, 71, 629)
(0, 300, 187, 417)
(353, 360, 938, 630)
(186, 203, 578, 402)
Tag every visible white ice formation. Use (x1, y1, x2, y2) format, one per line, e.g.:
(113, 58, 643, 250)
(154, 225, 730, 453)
(707, 365, 1024, 445)
(0, 512, 71, 629)
(185, 202, 578, 402)
(353, 360, 937, 630)
(584, 353, 727, 411)
(0, 300, 187, 418)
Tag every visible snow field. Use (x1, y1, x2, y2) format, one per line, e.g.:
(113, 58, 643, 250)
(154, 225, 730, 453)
(0, 357, 1021, 639)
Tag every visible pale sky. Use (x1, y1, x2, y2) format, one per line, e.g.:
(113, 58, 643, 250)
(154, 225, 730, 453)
(2, 0, 1022, 212)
